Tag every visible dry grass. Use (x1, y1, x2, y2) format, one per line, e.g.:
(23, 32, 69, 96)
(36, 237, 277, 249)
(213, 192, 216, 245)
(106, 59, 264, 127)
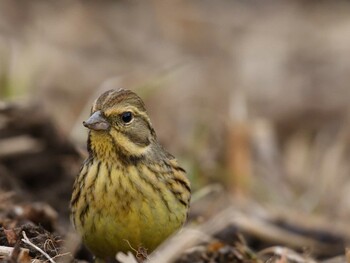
(1, 1, 350, 262)
(1, 0, 350, 220)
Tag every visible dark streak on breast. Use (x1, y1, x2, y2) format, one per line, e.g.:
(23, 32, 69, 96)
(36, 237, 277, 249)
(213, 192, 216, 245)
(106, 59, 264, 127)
(173, 177, 191, 193)
(79, 203, 90, 226)
(70, 168, 88, 207)
(138, 166, 172, 213)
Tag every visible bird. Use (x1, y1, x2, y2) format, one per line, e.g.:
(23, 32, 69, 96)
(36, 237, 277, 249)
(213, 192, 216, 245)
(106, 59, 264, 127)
(70, 89, 191, 262)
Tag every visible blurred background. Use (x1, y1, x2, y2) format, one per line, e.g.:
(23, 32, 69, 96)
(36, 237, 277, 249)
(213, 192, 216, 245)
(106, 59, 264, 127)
(1, 0, 350, 261)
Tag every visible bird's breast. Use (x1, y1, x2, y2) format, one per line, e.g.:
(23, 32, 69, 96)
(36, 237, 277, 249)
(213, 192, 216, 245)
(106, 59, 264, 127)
(72, 160, 187, 258)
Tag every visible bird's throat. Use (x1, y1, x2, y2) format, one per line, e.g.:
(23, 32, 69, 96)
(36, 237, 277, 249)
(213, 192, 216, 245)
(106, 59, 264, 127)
(88, 130, 150, 163)
(88, 131, 119, 162)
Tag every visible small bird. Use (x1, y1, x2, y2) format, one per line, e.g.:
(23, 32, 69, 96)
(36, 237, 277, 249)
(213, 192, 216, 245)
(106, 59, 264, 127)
(70, 89, 191, 262)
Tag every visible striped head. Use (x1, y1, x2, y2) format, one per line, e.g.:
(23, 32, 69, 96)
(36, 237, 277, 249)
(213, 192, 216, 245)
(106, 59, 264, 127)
(84, 89, 156, 161)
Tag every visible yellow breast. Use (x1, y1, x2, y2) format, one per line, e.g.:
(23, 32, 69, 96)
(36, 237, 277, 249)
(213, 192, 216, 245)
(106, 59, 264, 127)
(71, 160, 187, 259)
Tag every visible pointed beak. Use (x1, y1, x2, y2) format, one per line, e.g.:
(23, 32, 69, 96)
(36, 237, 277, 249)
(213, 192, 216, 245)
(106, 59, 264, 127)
(83, 111, 110, 131)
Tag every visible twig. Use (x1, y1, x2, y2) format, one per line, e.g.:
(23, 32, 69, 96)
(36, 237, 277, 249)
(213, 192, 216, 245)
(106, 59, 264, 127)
(0, 245, 14, 256)
(51, 252, 72, 260)
(123, 239, 148, 261)
(258, 246, 317, 263)
(116, 251, 139, 263)
(21, 231, 56, 263)
(123, 239, 139, 255)
(0, 245, 34, 262)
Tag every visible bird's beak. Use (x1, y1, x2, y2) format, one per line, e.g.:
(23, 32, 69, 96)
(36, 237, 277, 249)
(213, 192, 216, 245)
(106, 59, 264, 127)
(83, 111, 110, 131)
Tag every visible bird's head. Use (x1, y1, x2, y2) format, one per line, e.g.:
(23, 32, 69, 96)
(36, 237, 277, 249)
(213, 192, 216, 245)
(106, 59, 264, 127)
(84, 89, 156, 161)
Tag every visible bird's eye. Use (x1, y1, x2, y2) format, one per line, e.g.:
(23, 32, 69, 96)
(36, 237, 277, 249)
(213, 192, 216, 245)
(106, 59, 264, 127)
(121, 111, 133, 124)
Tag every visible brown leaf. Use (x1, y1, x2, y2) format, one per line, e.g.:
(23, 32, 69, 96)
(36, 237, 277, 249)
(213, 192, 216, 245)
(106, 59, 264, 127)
(17, 248, 32, 263)
(4, 228, 18, 245)
(207, 240, 225, 253)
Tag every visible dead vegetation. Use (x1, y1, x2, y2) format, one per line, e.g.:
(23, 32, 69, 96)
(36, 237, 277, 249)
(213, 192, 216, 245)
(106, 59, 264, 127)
(1, 0, 350, 262)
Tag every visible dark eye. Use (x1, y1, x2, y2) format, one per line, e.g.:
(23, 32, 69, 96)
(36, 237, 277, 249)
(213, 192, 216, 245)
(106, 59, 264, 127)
(121, 111, 133, 124)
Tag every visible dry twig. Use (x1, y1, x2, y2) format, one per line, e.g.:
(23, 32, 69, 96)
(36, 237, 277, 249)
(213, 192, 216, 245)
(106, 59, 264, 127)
(0, 245, 32, 262)
(21, 231, 56, 263)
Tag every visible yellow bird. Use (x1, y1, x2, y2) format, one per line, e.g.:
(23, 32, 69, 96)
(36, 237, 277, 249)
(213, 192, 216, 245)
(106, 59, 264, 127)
(70, 89, 191, 262)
